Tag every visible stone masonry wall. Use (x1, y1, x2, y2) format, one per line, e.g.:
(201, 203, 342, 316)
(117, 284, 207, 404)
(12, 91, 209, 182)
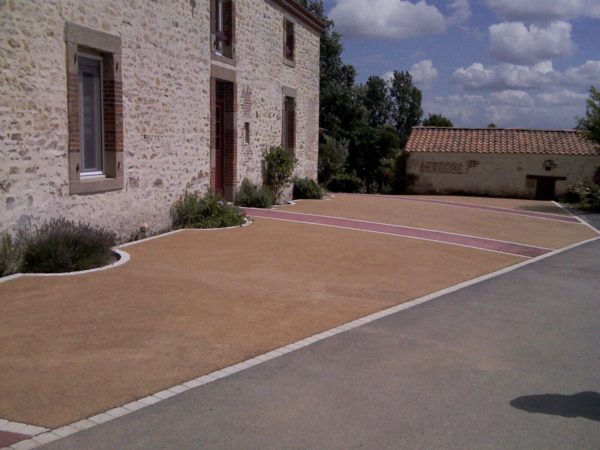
(235, 0, 320, 186)
(407, 152, 600, 198)
(0, 0, 320, 236)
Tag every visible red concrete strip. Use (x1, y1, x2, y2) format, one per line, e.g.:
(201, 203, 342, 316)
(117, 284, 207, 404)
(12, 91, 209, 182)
(0, 430, 30, 447)
(245, 209, 550, 258)
(337, 193, 581, 224)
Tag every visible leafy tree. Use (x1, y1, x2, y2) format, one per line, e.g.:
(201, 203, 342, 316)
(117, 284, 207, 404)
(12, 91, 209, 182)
(422, 113, 453, 127)
(361, 76, 391, 127)
(318, 134, 349, 185)
(389, 71, 423, 147)
(487, 123, 497, 128)
(577, 86, 600, 144)
(348, 125, 402, 193)
(299, 0, 365, 141)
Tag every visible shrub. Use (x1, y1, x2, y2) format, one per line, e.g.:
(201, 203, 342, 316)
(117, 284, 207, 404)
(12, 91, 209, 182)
(561, 185, 582, 204)
(21, 218, 117, 273)
(0, 231, 22, 277)
(171, 189, 246, 229)
(235, 178, 275, 208)
(327, 173, 364, 193)
(293, 177, 323, 199)
(264, 146, 297, 201)
(563, 182, 600, 212)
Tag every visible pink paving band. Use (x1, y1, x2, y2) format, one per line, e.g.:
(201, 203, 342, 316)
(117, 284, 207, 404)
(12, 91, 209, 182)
(244, 208, 550, 258)
(337, 193, 581, 224)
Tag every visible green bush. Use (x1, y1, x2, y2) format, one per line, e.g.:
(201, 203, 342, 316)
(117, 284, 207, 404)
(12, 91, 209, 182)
(0, 231, 22, 277)
(171, 189, 246, 229)
(235, 178, 275, 208)
(264, 146, 297, 201)
(21, 218, 117, 273)
(563, 182, 600, 212)
(327, 173, 364, 193)
(293, 177, 323, 199)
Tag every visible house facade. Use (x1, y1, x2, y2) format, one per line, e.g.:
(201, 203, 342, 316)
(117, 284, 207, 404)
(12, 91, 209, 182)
(0, 0, 323, 234)
(406, 127, 600, 200)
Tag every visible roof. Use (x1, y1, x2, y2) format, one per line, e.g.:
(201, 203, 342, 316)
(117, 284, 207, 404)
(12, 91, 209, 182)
(274, 0, 327, 33)
(406, 127, 600, 156)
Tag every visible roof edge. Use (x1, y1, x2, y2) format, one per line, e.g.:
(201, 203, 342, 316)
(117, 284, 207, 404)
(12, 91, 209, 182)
(271, 0, 327, 33)
(412, 126, 587, 133)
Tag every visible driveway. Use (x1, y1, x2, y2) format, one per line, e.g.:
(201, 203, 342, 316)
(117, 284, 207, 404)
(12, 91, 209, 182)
(0, 194, 596, 446)
(41, 236, 600, 449)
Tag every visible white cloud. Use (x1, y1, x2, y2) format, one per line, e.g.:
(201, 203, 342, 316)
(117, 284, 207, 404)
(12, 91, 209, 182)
(447, 0, 472, 26)
(486, 0, 600, 21)
(410, 59, 439, 87)
(382, 71, 394, 83)
(424, 90, 585, 129)
(537, 89, 588, 106)
(330, 0, 470, 40)
(489, 21, 574, 65)
(490, 90, 534, 107)
(452, 61, 560, 90)
(563, 60, 600, 85)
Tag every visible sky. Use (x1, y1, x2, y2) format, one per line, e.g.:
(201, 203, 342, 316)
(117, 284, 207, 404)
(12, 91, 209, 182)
(321, 0, 600, 129)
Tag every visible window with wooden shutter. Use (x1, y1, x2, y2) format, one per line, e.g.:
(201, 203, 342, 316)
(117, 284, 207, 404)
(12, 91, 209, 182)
(284, 19, 295, 62)
(283, 96, 295, 152)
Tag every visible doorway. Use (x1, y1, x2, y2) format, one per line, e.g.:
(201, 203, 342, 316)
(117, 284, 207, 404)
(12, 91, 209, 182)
(527, 175, 566, 200)
(212, 79, 235, 200)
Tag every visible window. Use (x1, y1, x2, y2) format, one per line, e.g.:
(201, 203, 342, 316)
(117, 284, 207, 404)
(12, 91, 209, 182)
(65, 22, 123, 194)
(283, 96, 295, 152)
(79, 55, 104, 177)
(244, 122, 250, 145)
(284, 19, 295, 62)
(212, 0, 234, 60)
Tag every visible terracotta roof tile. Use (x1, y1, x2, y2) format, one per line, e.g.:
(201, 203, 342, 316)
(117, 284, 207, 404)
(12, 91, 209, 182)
(406, 127, 600, 156)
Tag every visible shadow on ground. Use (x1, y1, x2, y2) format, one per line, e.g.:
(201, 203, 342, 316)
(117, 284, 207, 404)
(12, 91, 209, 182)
(511, 391, 600, 421)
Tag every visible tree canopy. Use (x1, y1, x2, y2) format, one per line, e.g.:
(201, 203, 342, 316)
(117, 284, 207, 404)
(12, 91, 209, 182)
(422, 113, 453, 127)
(577, 86, 600, 144)
(389, 71, 423, 147)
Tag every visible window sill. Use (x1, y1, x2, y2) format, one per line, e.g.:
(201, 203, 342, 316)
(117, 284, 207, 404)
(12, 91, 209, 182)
(283, 57, 296, 68)
(70, 176, 123, 195)
(212, 52, 236, 66)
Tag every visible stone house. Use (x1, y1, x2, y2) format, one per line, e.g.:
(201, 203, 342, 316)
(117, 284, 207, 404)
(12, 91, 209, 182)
(0, 0, 323, 234)
(406, 127, 600, 200)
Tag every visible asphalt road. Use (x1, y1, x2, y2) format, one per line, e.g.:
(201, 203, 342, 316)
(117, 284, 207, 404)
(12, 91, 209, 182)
(44, 239, 600, 449)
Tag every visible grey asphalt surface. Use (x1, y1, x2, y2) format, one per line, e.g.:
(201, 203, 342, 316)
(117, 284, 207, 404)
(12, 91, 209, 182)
(44, 238, 600, 450)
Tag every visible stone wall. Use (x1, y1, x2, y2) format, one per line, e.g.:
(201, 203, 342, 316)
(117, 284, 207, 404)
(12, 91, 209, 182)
(0, 0, 320, 236)
(407, 152, 600, 198)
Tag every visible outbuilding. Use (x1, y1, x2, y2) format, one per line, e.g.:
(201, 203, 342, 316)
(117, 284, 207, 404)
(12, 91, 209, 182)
(406, 127, 600, 200)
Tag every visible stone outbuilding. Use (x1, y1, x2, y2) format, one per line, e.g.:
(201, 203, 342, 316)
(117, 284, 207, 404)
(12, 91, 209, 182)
(406, 127, 600, 200)
(0, 0, 323, 234)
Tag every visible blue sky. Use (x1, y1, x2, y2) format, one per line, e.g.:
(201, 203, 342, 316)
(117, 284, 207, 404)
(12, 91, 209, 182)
(321, 0, 600, 129)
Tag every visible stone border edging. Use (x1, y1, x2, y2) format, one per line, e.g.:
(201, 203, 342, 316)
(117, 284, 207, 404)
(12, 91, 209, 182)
(4, 234, 599, 450)
(0, 220, 253, 284)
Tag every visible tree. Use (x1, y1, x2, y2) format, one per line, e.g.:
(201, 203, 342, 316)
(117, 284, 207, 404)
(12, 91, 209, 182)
(318, 135, 349, 185)
(422, 113, 453, 127)
(362, 76, 391, 127)
(389, 71, 423, 147)
(577, 86, 600, 144)
(299, 0, 365, 141)
(487, 123, 497, 128)
(348, 125, 401, 193)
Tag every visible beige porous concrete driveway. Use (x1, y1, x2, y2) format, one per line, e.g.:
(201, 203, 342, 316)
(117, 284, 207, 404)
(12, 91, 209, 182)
(0, 195, 596, 429)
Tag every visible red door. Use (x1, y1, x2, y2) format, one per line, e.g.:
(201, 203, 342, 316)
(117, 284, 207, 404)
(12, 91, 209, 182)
(215, 101, 225, 196)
